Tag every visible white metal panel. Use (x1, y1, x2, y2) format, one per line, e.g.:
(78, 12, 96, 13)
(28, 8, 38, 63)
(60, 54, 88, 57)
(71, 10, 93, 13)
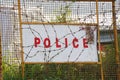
(22, 24, 98, 62)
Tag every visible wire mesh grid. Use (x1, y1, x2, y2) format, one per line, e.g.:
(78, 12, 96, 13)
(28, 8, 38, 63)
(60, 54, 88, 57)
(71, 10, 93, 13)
(21, 0, 97, 24)
(0, 0, 120, 80)
(24, 64, 101, 80)
(0, 0, 22, 80)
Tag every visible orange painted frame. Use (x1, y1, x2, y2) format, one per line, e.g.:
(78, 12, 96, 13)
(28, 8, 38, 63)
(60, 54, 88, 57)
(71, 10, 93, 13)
(17, 0, 116, 80)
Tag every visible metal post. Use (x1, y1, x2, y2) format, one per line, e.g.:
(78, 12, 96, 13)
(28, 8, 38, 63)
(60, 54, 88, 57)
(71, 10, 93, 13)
(112, 1, 120, 80)
(0, 32, 2, 80)
(18, 0, 24, 79)
(96, 0, 104, 80)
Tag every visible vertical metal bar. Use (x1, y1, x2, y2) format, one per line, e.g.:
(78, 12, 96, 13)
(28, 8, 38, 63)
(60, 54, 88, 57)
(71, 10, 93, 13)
(0, 31, 2, 80)
(96, 0, 104, 80)
(112, 1, 120, 80)
(18, 0, 24, 79)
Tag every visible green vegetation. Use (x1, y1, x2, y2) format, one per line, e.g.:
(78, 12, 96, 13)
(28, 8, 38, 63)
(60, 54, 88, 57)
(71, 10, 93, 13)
(51, 3, 72, 23)
(2, 62, 22, 80)
(102, 44, 117, 80)
(24, 64, 101, 80)
(2, 55, 22, 80)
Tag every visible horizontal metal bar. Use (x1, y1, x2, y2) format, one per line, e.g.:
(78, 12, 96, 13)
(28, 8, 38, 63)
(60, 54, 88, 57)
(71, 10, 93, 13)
(21, 22, 98, 26)
(24, 62, 101, 64)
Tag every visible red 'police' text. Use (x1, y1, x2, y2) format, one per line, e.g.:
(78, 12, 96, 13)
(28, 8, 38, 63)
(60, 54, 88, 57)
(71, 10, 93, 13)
(34, 37, 88, 48)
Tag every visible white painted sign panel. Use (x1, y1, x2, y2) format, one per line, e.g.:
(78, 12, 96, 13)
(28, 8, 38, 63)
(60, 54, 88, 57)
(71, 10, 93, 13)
(22, 24, 98, 63)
